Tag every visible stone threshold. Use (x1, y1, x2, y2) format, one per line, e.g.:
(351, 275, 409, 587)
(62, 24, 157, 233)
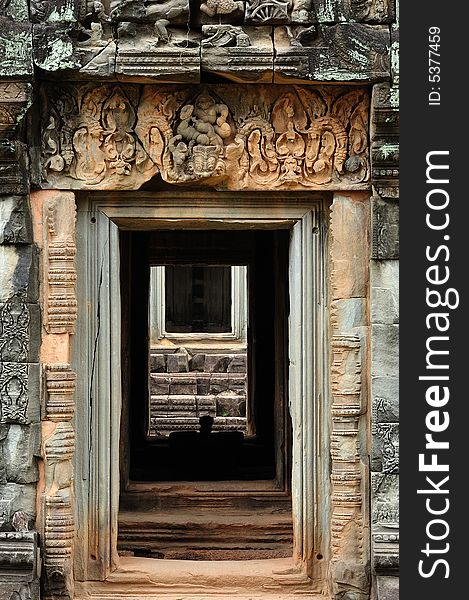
(75, 557, 325, 598)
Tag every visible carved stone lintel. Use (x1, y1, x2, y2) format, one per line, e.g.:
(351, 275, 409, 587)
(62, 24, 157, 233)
(41, 83, 371, 191)
(45, 365, 76, 422)
(201, 25, 273, 83)
(43, 193, 77, 334)
(274, 24, 390, 84)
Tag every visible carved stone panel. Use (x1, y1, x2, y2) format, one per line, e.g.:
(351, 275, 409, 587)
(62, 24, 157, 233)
(245, 0, 313, 24)
(0, 19, 33, 78)
(201, 25, 273, 83)
(116, 24, 200, 83)
(42, 192, 77, 335)
(312, 0, 395, 23)
(40, 83, 370, 191)
(274, 24, 390, 83)
(372, 196, 399, 259)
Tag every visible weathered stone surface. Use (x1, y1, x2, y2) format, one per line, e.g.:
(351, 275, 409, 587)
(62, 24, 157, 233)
(227, 354, 247, 372)
(150, 375, 170, 395)
(371, 324, 398, 378)
(0, 301, 40, 363)
(205, 354, 231, 373)
(274, 24, 390, 83)
(372, 196, 399, 260)
(217, 396, 246, 417)
(0, 483, 36, 528)
(375, 574, 399, 599)
(245, 0, 312, 24)
(30, 0, 80, 23)
(41, 191, 77, 334)
(330, 195, 370, 299)
(0, 19, 33, 78)
(116, 25, 200, 83)
(371, 422, 398, 474)
(201, 25, 273, 83)
(33, 24, 79, 71)
(110, 0, 190, 24)
(169, 376, 197, 395)
(196, 0, 244, 26)
(0, 531, 38, 583)
(0, 198, 32, 245)
(149, 353, 166, 372)
(0, 247, 38, 303)
(166, 352, 189, 373)
(76, 39, 117, 79)
(371, 83, 398, 196)
(371, 473, 398, 529)
(372, 377, 398, 422)
(189, 353, 205, 372)
(0, 83, 33, 131)
(3, 424, 40, 484)
(0, 364, 41, 426)
(371, 260, 398, 320)
(312, 0, 395, 23)
(331, 298, 367, 332)
(0, 581, 40, 600)
(41, 83, 371, 191)
(0, 140, 29, 196)
(1, 0, 29, 22)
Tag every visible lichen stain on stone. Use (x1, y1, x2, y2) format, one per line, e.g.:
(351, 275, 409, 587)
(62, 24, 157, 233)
(42, 38, 77, 71)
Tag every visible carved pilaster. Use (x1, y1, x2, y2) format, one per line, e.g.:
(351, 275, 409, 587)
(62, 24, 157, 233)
(330, 335, 363, 559)
(44, 366, 76, 422)
(41, 366, 76, 600)
(43, 194, 77, 334)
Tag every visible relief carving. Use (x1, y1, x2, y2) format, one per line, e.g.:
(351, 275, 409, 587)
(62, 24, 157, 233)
(41, 83, 370, 191)
(330, 335, 363, 559)
(0, 364, 28, 425)
(45, 365, 76, 422)
(0, 296, 30, 363)
(43, 193, 77, 334)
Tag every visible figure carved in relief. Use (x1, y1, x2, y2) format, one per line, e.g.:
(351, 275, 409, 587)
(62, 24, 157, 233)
(200, 0, 244, 17)
(169, 93, 233, 180)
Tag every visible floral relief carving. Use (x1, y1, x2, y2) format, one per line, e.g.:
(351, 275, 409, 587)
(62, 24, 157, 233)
(41, 83, 369, 191)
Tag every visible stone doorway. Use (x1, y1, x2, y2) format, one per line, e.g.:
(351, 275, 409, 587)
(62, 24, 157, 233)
(118, 228, 292, 560)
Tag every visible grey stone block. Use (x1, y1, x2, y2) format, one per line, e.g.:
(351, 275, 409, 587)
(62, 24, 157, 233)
(169, 376, 197, 395)
(217, 396, 246, 417)
(372, 422, 398, 474)
(205, 354, 231, 373)
(0, 197, 32, 245)
(3, 424, 40, 484)
(149, 353, 166, 373)
(150, 375, 170, 395)
(190, 353, 206, 372)
(227, 354, 247, 373)
(0, 582, 40, 600)
(0, 246, 38, 303)
(372, 197, 399, 260)
(0, 363, 40, 425)
(371, 473, 398, 529)
(371, 324, 399, 378)
(372, 377, 399, 422)
(166, 352, 189, 373)
(0, 19, 33, 78)
(0, 483, 36, 529)
(375, 575, 399, 600)
(197, 378, 210, 395)
(313, 0, 395, 23)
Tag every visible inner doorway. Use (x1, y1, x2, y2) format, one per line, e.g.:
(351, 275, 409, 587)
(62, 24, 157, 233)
(118, 228, 292, 559)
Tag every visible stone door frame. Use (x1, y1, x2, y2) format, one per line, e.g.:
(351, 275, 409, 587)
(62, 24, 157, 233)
(33, 189, 370, 597)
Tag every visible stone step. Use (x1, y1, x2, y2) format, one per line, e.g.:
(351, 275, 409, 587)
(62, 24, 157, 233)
(118, 510, 293, 558)
(149, 416, 247, 435)
(76, 556, 322, 598)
